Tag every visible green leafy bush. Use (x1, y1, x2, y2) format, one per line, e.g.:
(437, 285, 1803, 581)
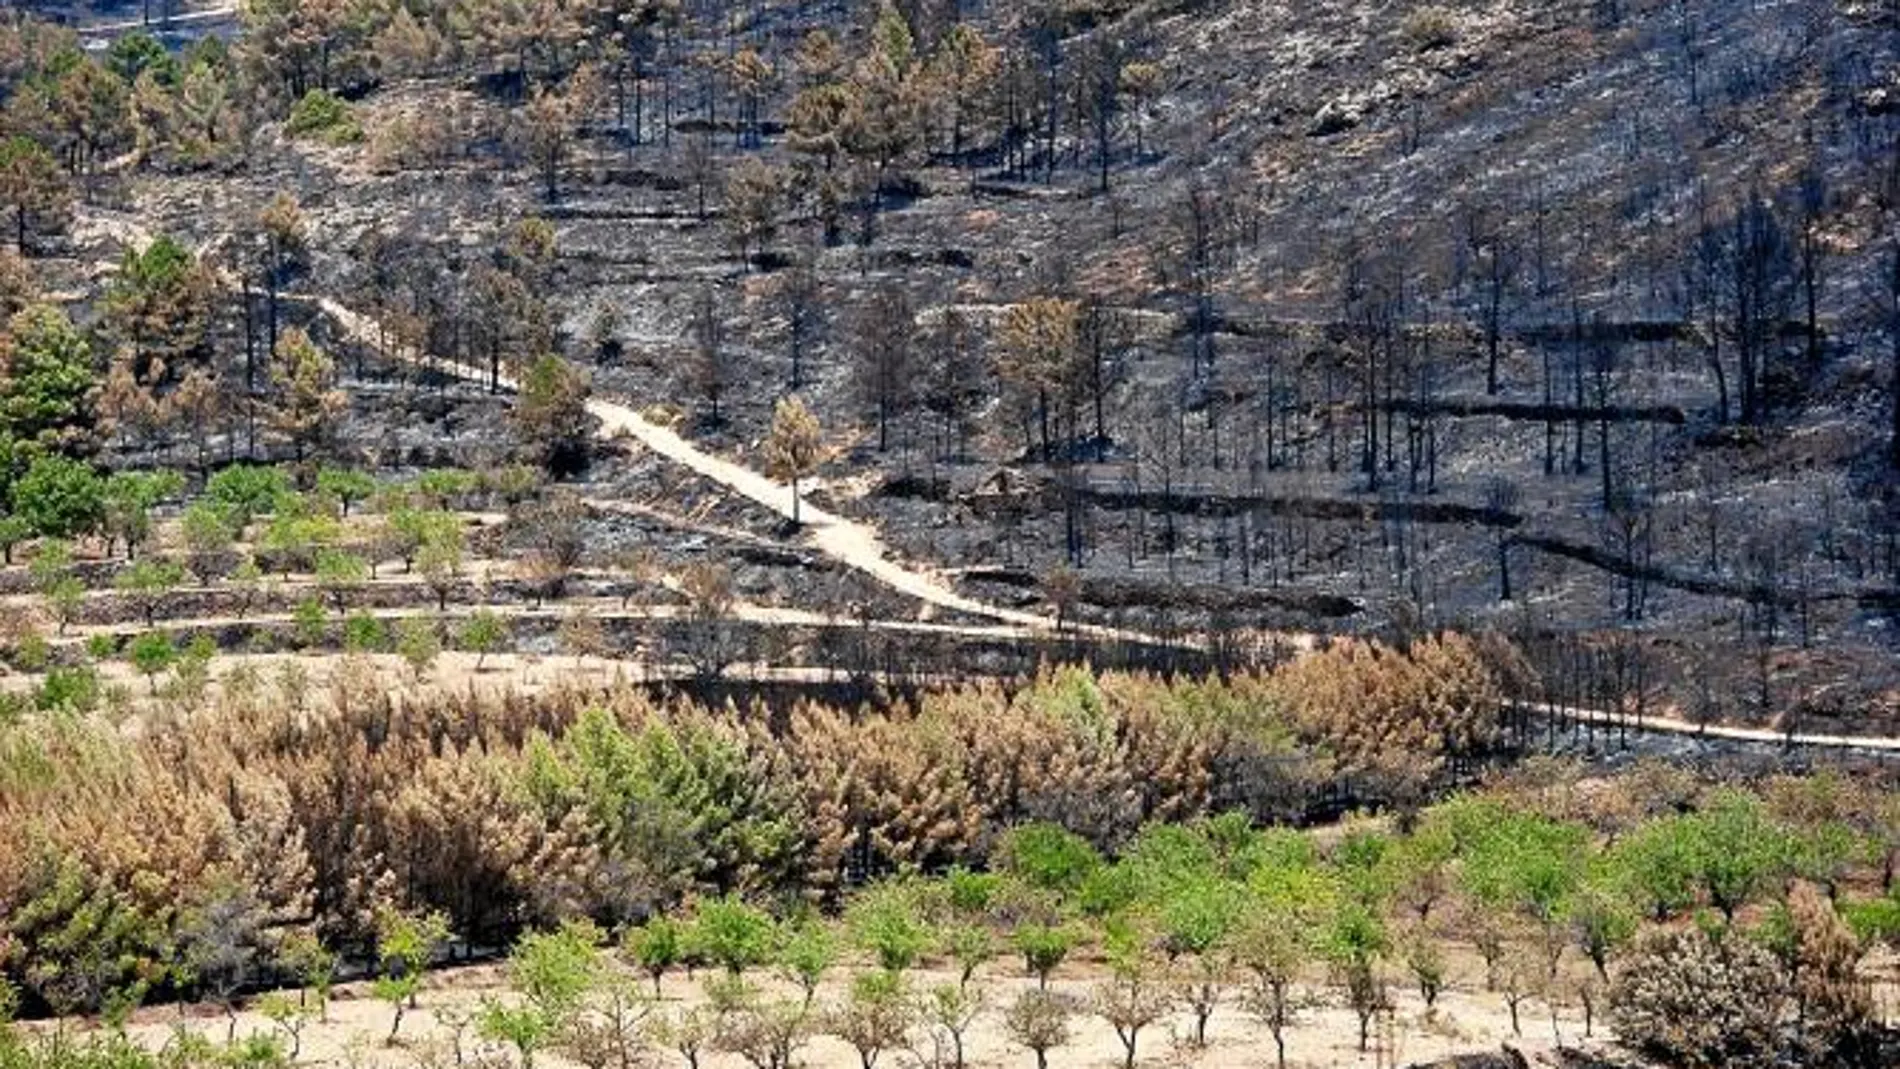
(286, 89, 363, 144)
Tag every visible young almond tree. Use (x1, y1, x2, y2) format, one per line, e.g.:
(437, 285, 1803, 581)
(827, 969, 914, 1069)
(922, 983, 984, 1069)
(690, 895, 776, 977)
(481, 920, 603, 1069)
(1094, 928, 1174, 1069)
(622, 915, 683, 996)
(1003, 988, 1074, 1069)
(1160, 875, 1241, 1046)
(775, 919, 837, 1008)
(1326, 902, 1390, 1054)
(373, 908, 450, 1042)
(1234, 895, 1312, 1069)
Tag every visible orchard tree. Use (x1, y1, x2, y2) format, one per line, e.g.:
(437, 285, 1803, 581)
(11, 453, 103, 539)
(1689, 790, 1788, 923)
(1161, 876, 1240, 1046)
(1325, 902, 1389, 1053)
(1003, 988, 1072, 1069)
(622, 915, 683, 996)
(128, 630, 176, 693)
(717, 994, 811, 1069)
(776, 919, 836, 1008)
(1096, 930, 1173, 1069)
(315, 467, 375, 516)
(1233, 892, 1313, 1069)
(396, 614, 442, 680)
(764, 395, 822, 524)
(1013, 922, 1077, 989)
(922, 983, 984, 1069)
(102, 470, 182, 559)
(828, 969, 914, 1069)
(1611, 813, 1700, 920)
(691, 896, 776, 976)
(417, 533, 463, 611)
(480, 921, 603, 1069)
(373, 908, 450, 1042)
(846, 881, 932, 974)
(313, 549, 369, 613)
(115, 556, 183, 626)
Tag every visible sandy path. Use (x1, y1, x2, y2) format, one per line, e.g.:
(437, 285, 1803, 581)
(1520, 701, 1900, 755)
(306, 296, 1177, 649)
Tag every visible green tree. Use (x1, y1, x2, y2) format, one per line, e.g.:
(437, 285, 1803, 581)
(622, 915, 683, 997)
(459, 608, 508, 670)
(1013, 923, 1077, 989)
(114, 556, 184, 626)
(395, 615, 441, 680)
(690, 896, 777, 976)
(513, 354, 591, 474)
(269, 327, 344, 462)
(101, 470, 182, 559)
(372, 909, 450, 1042)
(106, 234, 211, 382)
(1233, 891, 1312, 1069)
(1613, 813, 1702, 920)
(416, 532, 463, 611)
(313, 549, 368, 613)
(1691, 790, 1789, 923)
(205, 464, 292, 529)
(0, 304, 93, 447)
(11, 454, 103, 539)
(279, 931, 337, 1021)
(180, 501, 235, 583)
(127, 630, 176, 693)
(315, 467, 376, 516)
(343, 612, 388, 653)
(997, 823, 1101, 894)
(291, 596, 327, 647)
(846, 881, 932, 973)
(481, 921, 603, 1069)
(1324, 902, 1388, 1053)
(776, 919, 836, 1007)
(0, 515, 28, 564)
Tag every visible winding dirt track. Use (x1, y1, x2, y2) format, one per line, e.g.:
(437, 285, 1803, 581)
(307, 295, 1180, 648)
